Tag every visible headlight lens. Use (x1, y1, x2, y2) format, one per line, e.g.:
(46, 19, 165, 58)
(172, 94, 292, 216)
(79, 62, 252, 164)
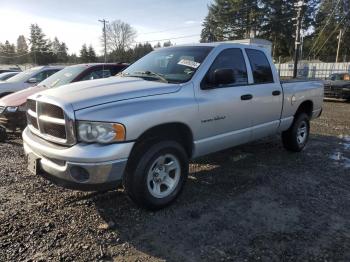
(6, 106, 18, 113)
(77, 121, 126, 144)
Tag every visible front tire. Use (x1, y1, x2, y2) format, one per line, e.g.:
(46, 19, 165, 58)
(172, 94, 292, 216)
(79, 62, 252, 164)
(124, 140, 189, 210)
(282, 113, 310, 152)
(0, 126, 7, 142)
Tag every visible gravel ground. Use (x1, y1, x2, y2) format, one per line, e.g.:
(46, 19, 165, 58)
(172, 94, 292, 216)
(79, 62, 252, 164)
(0, 101, 350, 262)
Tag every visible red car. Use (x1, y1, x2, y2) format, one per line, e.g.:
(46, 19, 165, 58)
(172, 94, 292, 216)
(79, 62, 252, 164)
(0, 63, 128, 141)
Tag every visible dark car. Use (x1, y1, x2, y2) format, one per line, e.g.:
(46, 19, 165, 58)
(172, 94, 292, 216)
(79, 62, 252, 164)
(0, 68, 21, 74)
(0, 63, 128, 141)
(324, 73, 350, 100)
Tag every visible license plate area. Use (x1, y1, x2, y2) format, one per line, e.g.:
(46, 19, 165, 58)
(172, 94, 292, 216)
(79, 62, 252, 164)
(28, 154, 40, 175)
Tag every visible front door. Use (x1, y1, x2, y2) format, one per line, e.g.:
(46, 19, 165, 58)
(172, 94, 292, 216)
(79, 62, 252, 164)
(193, 48, 254, 157)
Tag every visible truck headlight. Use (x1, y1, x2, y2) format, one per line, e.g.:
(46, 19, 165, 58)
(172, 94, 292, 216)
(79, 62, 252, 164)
(77, 121, 126, 144)
(6, 106, 18, 113)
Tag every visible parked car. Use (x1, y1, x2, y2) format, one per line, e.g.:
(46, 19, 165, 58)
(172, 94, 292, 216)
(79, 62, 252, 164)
(324, 73, 350, 100)
(0, 72, 19, 81)
(0, 63, 128, 139)
(23, 43, 323, 210)
(0, 68, 21, 74)
(0, 66, 64, 98)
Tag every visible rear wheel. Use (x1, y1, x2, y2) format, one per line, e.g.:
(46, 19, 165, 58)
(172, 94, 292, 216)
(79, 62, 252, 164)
(282, 113, 310, 152)
(124, 140, 188, 210)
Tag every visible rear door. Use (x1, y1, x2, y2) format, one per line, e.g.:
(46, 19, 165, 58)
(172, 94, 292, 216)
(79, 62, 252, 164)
(245, 48, 283, 139)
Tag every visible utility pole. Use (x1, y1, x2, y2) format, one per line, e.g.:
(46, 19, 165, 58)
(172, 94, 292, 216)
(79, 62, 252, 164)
(99, 19, 108, 63)
(336, 29, 343, 63)
(293, 1, 304, 78)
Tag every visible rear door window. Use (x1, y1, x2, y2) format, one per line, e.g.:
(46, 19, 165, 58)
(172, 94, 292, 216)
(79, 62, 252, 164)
(246, 49, 274, 84)
(81, 68, 112, 81)
(33, 69, 60, 82)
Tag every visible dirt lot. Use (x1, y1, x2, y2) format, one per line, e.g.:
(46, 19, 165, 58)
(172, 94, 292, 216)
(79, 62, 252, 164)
(0, 101, 349, 262)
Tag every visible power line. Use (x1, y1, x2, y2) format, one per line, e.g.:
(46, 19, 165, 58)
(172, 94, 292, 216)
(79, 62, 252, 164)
(139, 24, 202, 35)
(307, 0, 342, 57)
(313, 12, 349, 57)
(133, 34, 200, 45)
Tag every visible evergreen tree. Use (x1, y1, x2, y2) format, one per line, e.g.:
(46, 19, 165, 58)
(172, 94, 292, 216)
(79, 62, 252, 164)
(29, 24, 52, 65)
(132, 43, 153, 61)
(201, 0, 265, 43)
(154, 42, 161, 48)
(200, 0, 319, 59)
(163, 41, 173, 47)
(260, 0, 319, 59)
(0, 40, 16, 64)
(58, 42, 69, 63)
(52, 37, 69, 63)
(16, 35, 29, 64)
(306, 0, 350, 61)
(87, 45, 98, 62)
(68, 53, 78, 64)
(80, 44, 90, 63)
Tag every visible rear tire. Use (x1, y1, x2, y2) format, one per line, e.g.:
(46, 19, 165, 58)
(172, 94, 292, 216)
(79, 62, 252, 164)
(282, 113, 310, 152)
(124, 140, 188, 210)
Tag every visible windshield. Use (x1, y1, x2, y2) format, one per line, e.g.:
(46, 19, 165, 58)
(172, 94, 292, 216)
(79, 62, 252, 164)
(122, 46, 214, 83)
(6, 67, 42, 83)
(39, 65, 86, 88)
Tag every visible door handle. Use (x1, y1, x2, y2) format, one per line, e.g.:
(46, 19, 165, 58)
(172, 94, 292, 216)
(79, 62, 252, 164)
(241, 94, 253, 101)
(272, 90, 281, 96)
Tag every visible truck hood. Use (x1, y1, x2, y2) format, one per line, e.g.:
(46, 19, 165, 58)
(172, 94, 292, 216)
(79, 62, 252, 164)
(0, 86, 47, 107)
(39, 76, 182, 110)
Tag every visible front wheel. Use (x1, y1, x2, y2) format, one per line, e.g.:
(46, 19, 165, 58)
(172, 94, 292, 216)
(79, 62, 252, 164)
(282, 113, 310, 152)
(124, 140, 189, 210)
(0, 126, 7, 142)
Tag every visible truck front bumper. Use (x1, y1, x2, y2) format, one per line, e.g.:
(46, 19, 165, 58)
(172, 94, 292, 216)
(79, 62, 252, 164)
(23, 127, 135, 191)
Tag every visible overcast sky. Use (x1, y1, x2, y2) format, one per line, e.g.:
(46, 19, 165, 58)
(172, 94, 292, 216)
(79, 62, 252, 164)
(0, 0, 213, 55)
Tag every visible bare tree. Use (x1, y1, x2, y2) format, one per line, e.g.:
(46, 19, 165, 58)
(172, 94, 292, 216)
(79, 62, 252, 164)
(104, 20, 137, 53)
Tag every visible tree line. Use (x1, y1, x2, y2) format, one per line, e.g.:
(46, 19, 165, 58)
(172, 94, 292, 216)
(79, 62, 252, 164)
(0, 21, 161, 66)
(201, 0, 350, 62)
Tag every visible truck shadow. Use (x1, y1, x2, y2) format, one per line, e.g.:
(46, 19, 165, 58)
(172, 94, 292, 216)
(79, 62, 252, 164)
(89, 134, 349, 261)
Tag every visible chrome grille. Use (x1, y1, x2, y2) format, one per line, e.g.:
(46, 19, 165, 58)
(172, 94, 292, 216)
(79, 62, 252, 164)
(41, 103, 64, 119)
(41, 121, 67, 139)
(27, 99, 36, 112)
(28, 114, 39, 129)
(27, 99, 75, 145)
(0, 106, 5, 114)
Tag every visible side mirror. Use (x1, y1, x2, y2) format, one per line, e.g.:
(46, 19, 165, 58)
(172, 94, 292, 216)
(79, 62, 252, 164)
(27, 77, 37, 84)
(206, 68, 235, 88)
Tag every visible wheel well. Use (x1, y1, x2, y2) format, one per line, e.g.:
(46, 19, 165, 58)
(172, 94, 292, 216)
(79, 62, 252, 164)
(0, 92, 13, 98)
(295, 100, 313, 118)
(133, 123, 194, 158)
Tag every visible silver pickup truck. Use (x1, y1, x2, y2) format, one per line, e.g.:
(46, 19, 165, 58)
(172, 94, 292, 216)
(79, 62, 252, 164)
(23, 43, 323, 210)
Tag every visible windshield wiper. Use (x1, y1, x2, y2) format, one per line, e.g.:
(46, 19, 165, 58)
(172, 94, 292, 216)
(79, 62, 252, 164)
(124, 71, 168, 83)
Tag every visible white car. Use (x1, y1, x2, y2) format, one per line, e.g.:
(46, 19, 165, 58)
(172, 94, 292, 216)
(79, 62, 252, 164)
(0, 72, 19, 81)
(0, 66, 64, 98)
